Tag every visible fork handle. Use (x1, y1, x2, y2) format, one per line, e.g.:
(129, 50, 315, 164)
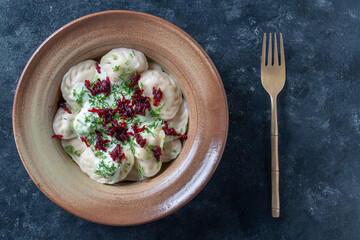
(271, 96, 280, 218)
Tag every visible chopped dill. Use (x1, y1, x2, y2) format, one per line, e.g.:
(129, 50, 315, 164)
(65, 145, 73, 154)
(73, 88, 85, 106)
(137, 166, 144, 178)
(144, 127, 156, 138)
(94, 160, 118, 178)
(120, 69, 132, 76)
(74, 149, 82, 157)
(94, 152, 104, 157)
(112, 65, 120, 72)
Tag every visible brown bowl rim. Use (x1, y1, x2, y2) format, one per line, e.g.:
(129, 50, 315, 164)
(12, 10, 229, 225)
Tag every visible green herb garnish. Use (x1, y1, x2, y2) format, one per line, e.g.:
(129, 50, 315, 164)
(137, 166, 144, 178)
(94, 160, 117, 178)
(73, 88, 85, 106)
(112, 65, 120, 72)
(94, 152, 104, 157)
(74, 149, 81, 157)
(120, 69, 132, 76)
(65, 145, 73, 154)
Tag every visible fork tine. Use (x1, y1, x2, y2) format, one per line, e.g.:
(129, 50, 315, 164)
(273, 33, 278, 66)
(280, 33, 285, 66)
(267, 33, 272, 66)
(262, 33, 266, 66)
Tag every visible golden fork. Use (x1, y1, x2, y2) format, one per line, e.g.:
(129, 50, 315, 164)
(261, 33, 286, 218)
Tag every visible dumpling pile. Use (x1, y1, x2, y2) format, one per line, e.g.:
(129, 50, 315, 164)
(52, 48, 188, 184)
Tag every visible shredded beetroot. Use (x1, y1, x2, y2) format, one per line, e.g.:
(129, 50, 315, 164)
(95, 62, 101, 74)
(127, 72, 141, 87)
(114, 94, 134, 119)
(133, 133, 146, 148)
(88, 108, 113, 126)
(88, 108, 101, 114)
(52, 134, 63, 139)
(132, 89, 151, 115)
(110, 144, 126, 163)
(59, 103, 72, 114)
(94, 130, 110, 152)
(106, 120, 129, 143)
(131, 123, 146, 133)
(153, 145, 162, 161)
(162, 121, 188, 140)
(80, 137, 90, 147)
(84, 77, 111, 96)
(100, 108, 113, 126)
(152, 87, 163, 106)
(162, 121, 181, 137)
(129, 123, 146, 148)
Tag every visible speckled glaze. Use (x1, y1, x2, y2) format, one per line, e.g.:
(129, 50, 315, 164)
(13, 11, 228, 226)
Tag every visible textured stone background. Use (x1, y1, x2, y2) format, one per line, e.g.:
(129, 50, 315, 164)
(1, 0, 360, 239)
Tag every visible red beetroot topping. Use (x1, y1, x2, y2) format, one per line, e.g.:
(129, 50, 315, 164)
(110, 144, 126, 163)
(133, 133, 146, 148)
(94, 130, 110, 152)
(152, 87, 163, 106)
(84, 77, 111, 96)
(80, 137, 90, 147)
(52, 134, 63, 139)
(162, 121, 188, 140)
(131, 123, 146, 133)
(95, 62, 101, 74)
(59, 103, 72, 114)
(127, 72, 141, 87)
(106, 120, 129, 143)
(132, 89, 151, 115)
(153, 145, 162, 161)
(88, 108, 113, 126)
(115, 94, 134, 119)
(130, 123, 147, 148)
(162, 121, 181, 136)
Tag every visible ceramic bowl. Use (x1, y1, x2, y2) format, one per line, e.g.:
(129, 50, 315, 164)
(13, 10, 228, 225)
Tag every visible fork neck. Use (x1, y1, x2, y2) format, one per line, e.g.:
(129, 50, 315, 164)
(270, 95, 278, 136)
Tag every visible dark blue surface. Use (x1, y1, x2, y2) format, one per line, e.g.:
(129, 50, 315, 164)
(2, 0, 360, 239)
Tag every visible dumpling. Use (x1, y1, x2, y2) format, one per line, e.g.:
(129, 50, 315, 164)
(72, 103, 97, 136)
(79, 146, 134, 184)
(53, 108, 76, 139)
(61, 138, 87, 164)
(167, 99, 189, 135)
(148, 62, 163, 72)
(100, 48, 148, 83)
(124, 165, 145, 181)
(139, 70, 182, 120)
(161, 139, 182, 162)
(133, 125, 165, 177)
(61, 60, 98, 109)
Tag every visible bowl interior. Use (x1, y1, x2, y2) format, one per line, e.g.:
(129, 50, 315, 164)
(13, 11, 228, 225)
